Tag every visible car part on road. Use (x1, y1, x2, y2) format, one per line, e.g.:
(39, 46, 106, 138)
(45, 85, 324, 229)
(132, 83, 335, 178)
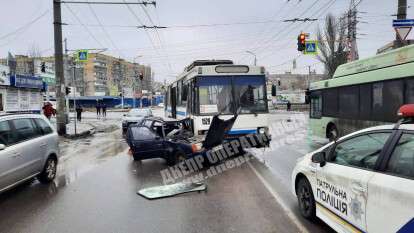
(137, 182, 207, 199)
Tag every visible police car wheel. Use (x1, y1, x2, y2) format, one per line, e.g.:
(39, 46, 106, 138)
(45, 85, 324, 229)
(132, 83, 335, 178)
(297, 178, 316, 220)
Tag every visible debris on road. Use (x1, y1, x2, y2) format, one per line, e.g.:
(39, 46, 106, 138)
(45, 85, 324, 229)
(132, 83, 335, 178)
(137, 182, 207, 199)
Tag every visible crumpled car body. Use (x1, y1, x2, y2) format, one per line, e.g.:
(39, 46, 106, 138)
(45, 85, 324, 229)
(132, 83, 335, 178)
(125, 115, 238, 165)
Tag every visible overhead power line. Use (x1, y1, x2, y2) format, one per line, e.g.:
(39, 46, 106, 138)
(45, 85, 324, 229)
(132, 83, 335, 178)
(64, 3, 106, 48)
(0, 10, 50, 41)
(86, 0, 124, 57)
(283, 18, 318, 22)
(60, 1, 156, 6)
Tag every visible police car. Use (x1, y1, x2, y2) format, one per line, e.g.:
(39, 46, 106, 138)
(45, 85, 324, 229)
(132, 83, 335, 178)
(292, 104, 414, 233)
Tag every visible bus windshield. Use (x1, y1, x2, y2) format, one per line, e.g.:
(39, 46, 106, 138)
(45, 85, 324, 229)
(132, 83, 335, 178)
(197, 76, 267, 115)
(234, 76, 267, 114)
(198, 77, 234, 115)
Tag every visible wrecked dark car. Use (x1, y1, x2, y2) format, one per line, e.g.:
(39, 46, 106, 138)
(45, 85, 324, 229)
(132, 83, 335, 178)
(125, 115, 237, 165)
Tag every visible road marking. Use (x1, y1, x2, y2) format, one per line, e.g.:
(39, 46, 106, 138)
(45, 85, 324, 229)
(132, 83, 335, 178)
(247, 161, 310, 233)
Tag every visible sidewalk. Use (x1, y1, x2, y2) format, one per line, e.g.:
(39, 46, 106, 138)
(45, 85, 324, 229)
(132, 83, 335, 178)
(65, 121, 95, 139)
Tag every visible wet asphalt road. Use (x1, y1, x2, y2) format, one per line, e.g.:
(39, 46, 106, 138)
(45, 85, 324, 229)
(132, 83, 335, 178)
(0, 110, 334, 233)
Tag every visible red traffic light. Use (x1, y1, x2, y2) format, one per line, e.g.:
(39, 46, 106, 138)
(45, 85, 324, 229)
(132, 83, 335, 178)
(297, 33, 306, 52)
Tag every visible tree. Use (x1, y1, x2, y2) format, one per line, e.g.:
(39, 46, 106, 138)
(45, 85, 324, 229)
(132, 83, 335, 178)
(317, 14, 348, 79)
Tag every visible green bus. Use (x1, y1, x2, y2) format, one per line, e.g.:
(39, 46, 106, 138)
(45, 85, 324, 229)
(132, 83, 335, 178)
(309, 44, 414, 140)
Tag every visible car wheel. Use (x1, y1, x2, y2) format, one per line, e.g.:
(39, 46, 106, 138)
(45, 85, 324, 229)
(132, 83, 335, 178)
(296, 177, 316, 221)
(327, 125, 338, 142)
(38, 157, 57, 184)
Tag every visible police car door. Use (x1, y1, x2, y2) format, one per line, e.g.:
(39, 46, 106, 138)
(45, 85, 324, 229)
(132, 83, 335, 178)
(316, 132, 392, 233)
(366, 131, 414, 233)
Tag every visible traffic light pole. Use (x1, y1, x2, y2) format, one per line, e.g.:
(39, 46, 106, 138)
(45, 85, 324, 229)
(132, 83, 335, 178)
(53, 0, 67, 135)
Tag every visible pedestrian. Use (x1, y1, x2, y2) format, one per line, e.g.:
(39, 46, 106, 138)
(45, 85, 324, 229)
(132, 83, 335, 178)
(42, 102, 56, 120)
(102, 103, 107, 118)
(287, 101, 291, 111)
(96, 101, 101, 118)
(75, 105, 83, 122)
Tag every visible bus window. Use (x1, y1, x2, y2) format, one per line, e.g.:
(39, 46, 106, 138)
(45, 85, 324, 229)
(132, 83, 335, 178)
(372, 82, 383, 121)
(339, 86, 359, 119)
(323, 88, 338, 117)
(310, 91, 322, 119)
(383, 80, 403, 122)
(359, 84, 372, 120)
(405, 78, 414, 103)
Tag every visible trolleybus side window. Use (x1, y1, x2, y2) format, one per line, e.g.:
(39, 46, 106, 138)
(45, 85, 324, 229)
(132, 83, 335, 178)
(372, 80, 403, 122)
(359, 84, 372, 120)
(310, 91, 322, 119)
(339, 86, 359, 119)
(406, 78, 414, 103)
(323, 88, 339, 117)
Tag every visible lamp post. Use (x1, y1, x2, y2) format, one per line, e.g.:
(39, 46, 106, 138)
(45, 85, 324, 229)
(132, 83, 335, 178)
(246, 50, 257, 66)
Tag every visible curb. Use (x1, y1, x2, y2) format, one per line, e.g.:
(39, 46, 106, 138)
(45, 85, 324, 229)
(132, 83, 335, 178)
(64, 124, 96, 139)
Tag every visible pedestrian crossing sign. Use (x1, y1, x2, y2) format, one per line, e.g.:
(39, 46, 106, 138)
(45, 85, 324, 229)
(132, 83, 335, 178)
(76, 50, 89, 62)
(304, 41, 318, 55)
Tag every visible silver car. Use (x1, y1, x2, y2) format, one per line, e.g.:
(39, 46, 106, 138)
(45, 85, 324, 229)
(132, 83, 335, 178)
(0, 114, 59, 193)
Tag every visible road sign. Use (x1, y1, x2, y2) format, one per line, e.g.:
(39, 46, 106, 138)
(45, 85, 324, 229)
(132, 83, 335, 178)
(393, 19, 414, 27)
(76, 50, 89, 62)
(304, 40, 318, 55)
(393, 19, 414, 41)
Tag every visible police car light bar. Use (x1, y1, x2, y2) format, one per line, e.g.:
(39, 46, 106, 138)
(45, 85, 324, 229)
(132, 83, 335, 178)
(398, 104, 414, 118)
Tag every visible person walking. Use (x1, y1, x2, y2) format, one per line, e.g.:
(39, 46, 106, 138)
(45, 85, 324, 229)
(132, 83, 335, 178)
(42, 102, 56, 120)
(102, 103, 107, 118)
(287, 100, 292, 111)
(96, 101, 101, 118)
(75, 105, 83, 122)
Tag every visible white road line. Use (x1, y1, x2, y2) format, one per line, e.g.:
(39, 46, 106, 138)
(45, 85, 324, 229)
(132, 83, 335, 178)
(247, 161, 310, 233)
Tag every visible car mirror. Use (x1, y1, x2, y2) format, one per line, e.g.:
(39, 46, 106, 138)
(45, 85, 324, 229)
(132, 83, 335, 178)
(311, 151, 326, 167)
(0, 144, 6, 150)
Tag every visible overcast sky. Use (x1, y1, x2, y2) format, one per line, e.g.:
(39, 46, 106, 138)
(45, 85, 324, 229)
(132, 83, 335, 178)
(1, 0, 413, 81)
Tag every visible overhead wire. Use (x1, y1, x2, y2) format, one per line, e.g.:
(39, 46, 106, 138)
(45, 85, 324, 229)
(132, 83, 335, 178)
(0, 9, 50, 41)
(86, 0, 125, 57)
(64, 3, 106, 48)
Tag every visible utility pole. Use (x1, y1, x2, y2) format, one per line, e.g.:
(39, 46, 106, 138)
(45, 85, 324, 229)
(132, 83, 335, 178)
(396, 0, 408, 48)
(53, 0, 67, 135)
(347, 0, 359, 62)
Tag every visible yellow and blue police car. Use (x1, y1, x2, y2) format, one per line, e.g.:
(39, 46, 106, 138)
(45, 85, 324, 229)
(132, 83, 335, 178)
(292, 104, 414, 233)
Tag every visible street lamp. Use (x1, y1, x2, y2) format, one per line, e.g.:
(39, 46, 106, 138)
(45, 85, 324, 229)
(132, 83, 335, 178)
(246, 50, 257, 66)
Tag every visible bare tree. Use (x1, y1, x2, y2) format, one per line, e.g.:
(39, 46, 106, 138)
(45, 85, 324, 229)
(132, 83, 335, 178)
(317, 14, 348, 79)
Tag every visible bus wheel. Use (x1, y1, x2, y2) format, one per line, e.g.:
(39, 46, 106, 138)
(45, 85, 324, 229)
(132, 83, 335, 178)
(327, 124, 338, 142)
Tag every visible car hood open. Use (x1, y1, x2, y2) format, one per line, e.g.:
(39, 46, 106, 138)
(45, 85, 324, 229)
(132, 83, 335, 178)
(202, 114, 237, 150)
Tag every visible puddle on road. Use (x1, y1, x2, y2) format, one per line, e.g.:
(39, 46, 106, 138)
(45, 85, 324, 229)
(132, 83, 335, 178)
(56, 129, 129, 187)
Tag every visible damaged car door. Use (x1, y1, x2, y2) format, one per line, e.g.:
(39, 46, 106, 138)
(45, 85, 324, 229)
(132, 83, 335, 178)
(127, 126, 166, 161)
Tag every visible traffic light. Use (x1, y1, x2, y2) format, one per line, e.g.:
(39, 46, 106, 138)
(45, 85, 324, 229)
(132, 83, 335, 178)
(297, 33, 306, 51)
(278, 80, 281, 86)
(139, 73, 144, 80)
(41, 62, 46, 73)
(65, 87, 71, 95)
